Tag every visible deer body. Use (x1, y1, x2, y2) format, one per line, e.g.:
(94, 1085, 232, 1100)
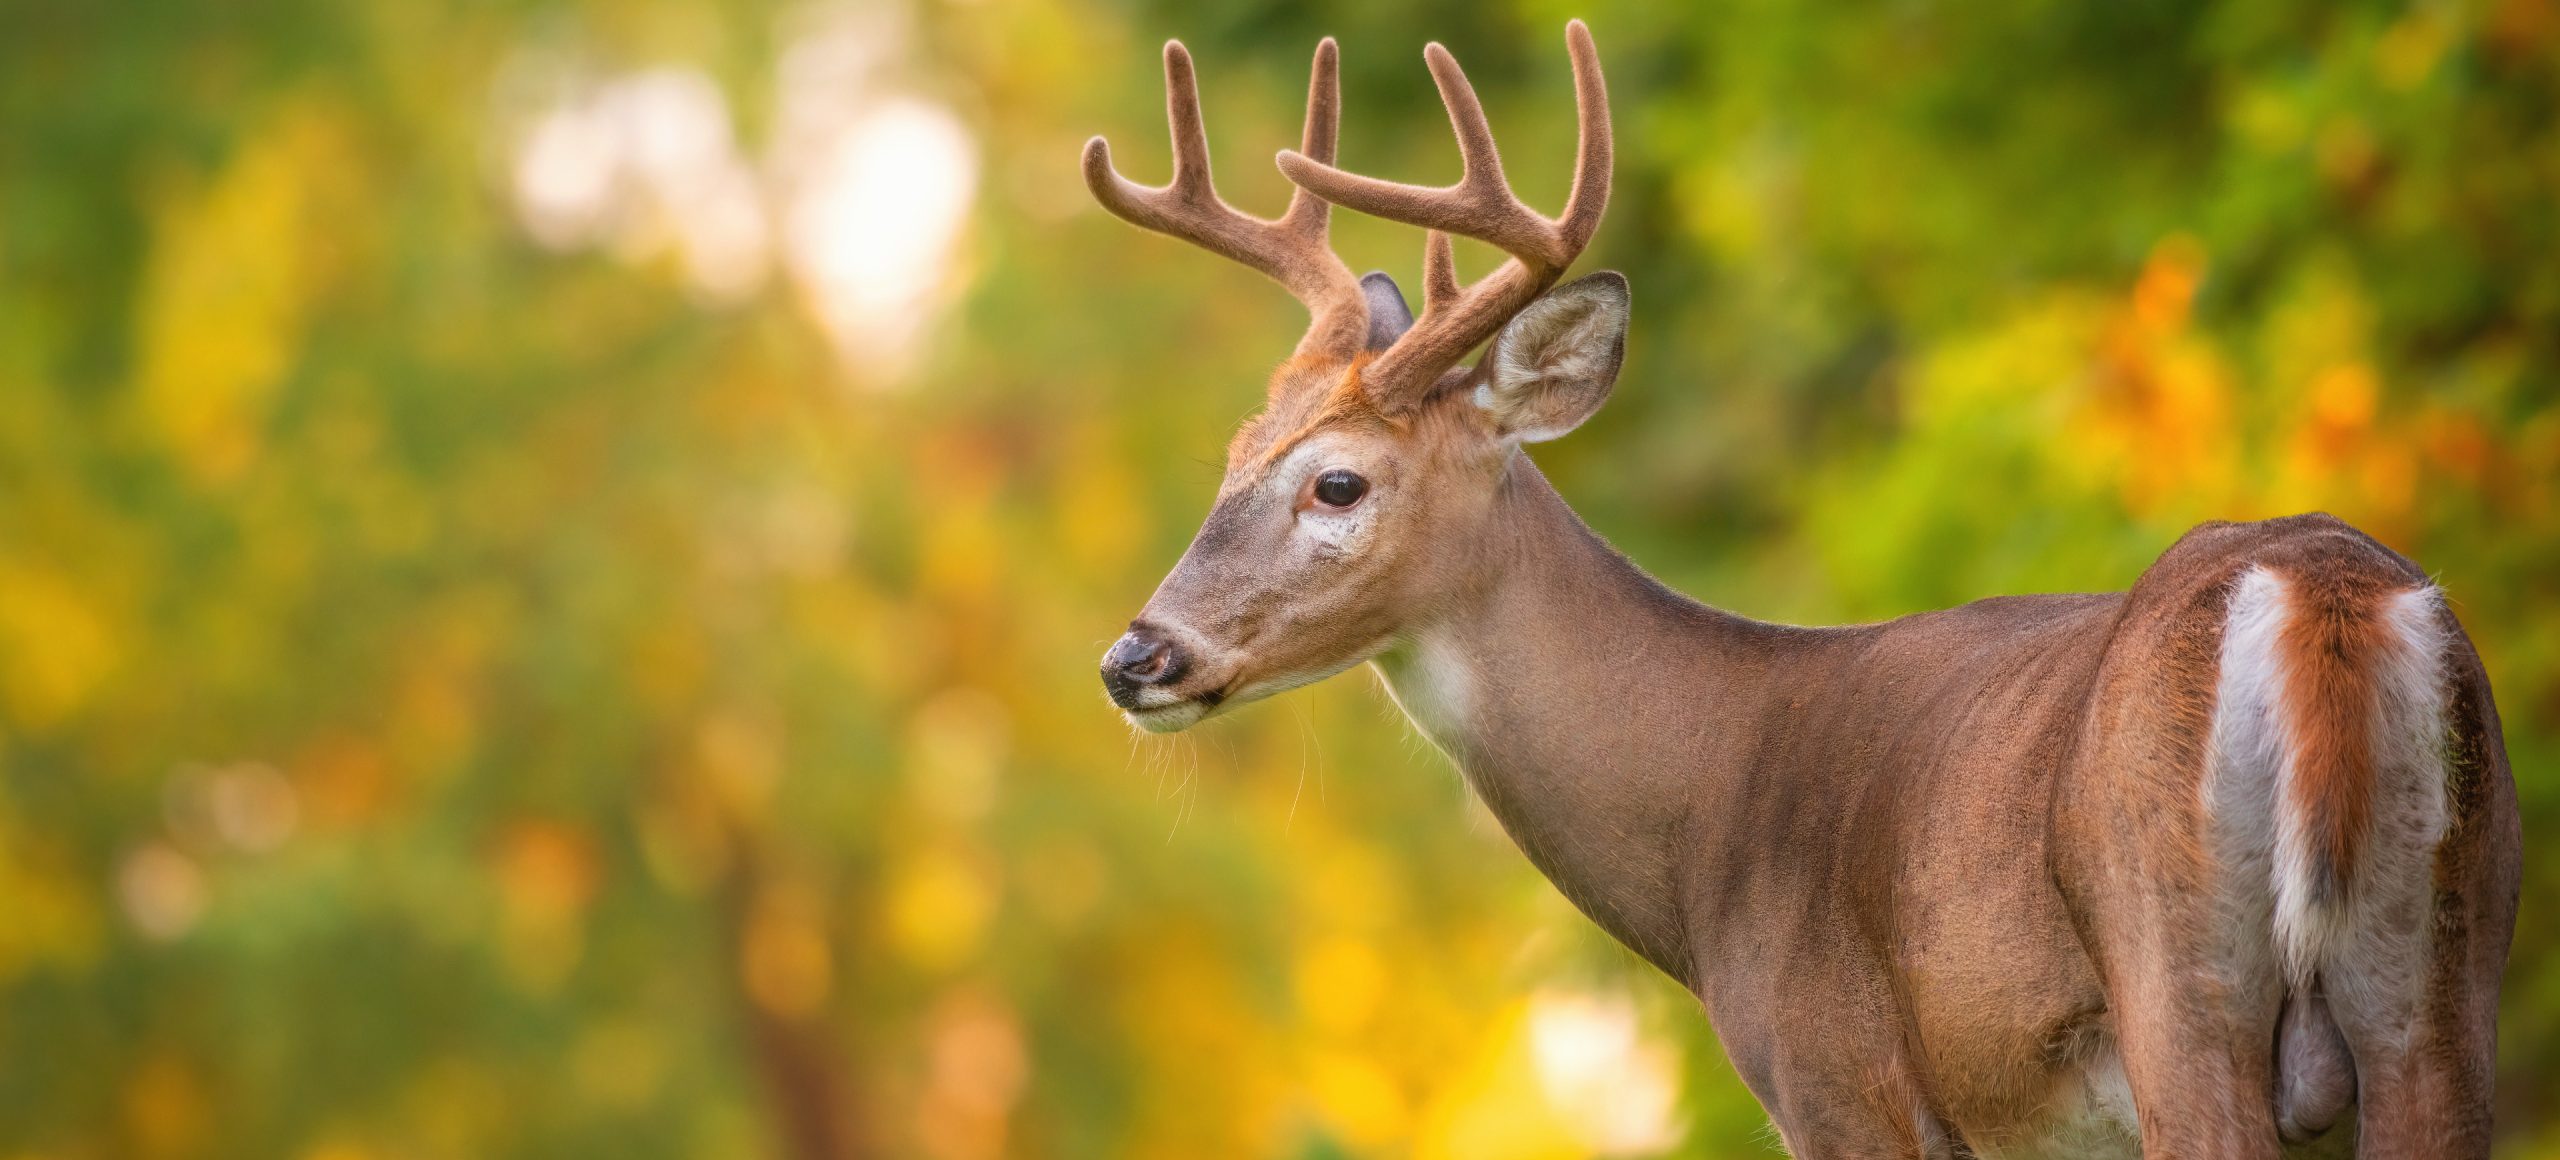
(1084, 24, 2518, 1155)
(1375, 454, 2519, 1155)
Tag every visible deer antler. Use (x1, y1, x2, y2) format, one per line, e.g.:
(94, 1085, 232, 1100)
(1276, 20, 1611, 406)
(1083, 38, 1368, 361)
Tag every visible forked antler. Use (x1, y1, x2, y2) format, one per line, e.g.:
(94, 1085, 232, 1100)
(1083, 39, 1368, 360)
(1278, 20, 1611, 405)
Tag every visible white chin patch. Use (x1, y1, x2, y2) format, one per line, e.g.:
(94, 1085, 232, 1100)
(1125, 701, 1209, 734)
(1131, 684, 1191, 710)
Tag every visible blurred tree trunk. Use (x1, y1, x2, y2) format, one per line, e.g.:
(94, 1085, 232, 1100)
(722, 841, 867, 1160)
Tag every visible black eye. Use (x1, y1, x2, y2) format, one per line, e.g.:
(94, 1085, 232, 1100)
(1311, 469, 1369, 508)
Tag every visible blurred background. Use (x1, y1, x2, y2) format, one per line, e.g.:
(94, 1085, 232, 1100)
(2, 0, 2554, 1155)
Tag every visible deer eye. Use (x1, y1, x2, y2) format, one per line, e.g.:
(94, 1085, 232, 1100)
(1311, 469, 1368, 509)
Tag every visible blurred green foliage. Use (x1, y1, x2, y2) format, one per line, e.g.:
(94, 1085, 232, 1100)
(1, 0, 2554, 1156)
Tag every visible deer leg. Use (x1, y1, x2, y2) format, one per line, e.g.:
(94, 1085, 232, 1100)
(2098, 957, 2284, 1160)
(2060, 758, 2286, 1156)
(2293, 881, 2497, 1160)
(1710, 1003, 1955, 1160)
(2294, 638, 2512, 1158)
(2337, 909, 2501, 1158)
(2068, 793, 2291, 1160)
(1752, 1064, 1955, 1160)
(2349, 1038, 2492, 1160)
(2319, 752, 2509, 1158)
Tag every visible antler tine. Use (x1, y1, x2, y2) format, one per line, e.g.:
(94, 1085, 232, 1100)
(1168, 42, 1219, 196)
(1274, 20, 1613, 404)
(1422, 230, 1460, 314)
(1275, 43, 1556, 265)
(1083, 38, 1366, 359)
(1280, 37, 1342, 233)
(1555, 19, 1612, 254)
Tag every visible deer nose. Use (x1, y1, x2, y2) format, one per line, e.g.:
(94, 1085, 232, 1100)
(1101, 626, 1188, 707)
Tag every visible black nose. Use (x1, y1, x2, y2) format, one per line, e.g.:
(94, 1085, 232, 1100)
(1101, 625, 1188, 708)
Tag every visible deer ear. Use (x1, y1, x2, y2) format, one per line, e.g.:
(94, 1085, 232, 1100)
(1474, 272, 1629, 444)
(1361, 272, 1414, 352)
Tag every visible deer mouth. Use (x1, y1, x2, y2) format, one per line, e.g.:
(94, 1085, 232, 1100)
(1123, 696, 1216, 733)
(1113, 627, 1393, 732)
(1118, 675, 1233, 733)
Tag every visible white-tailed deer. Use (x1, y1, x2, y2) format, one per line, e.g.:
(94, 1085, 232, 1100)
(1085, 23, 2519, 1156)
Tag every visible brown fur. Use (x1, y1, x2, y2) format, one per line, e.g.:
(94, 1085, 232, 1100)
(2271, 566, 2395, 906)
(1273, 22, 1612, 401)
(1090, 29, 2516, 1155)
(1125, 421, 2521, 1154)
(1240, 355, 1390, 471)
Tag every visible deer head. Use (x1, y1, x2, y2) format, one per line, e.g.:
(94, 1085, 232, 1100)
(1090, 22, 1621, 732)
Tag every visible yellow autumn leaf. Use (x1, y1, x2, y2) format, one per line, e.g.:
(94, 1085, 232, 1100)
(131, 106, 349, 484)
(0, 559, 121, 728)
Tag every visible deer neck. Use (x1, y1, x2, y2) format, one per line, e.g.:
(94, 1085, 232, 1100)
(1372, 455, 1770, 981)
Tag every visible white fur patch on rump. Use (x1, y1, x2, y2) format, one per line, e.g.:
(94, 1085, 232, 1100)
(2205, 565, 2453, 1042)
